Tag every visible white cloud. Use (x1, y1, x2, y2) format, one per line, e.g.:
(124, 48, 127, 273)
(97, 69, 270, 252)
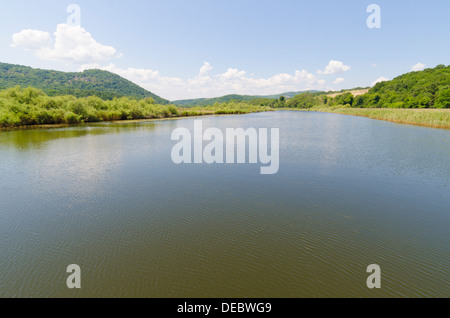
(199, 61, 213, 75)
(219, 68, 247, 80)
(11, 29, 52, 50)
(371, 76, 389, 86)
(411, 62, 425, 72)
(318, 60, 351, 75)
(81, 62, 328, 101)
(12, 24, 121, 64)
(333, 77, 345, 85)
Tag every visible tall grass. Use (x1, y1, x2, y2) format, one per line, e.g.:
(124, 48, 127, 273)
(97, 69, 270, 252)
(310, 106, 450, 129)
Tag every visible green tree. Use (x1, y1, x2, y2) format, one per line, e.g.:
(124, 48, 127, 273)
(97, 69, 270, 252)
(435, 88, 450, 108)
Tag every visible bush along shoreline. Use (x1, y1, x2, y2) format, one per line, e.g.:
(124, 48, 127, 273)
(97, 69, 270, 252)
(0, 86, 271, 129)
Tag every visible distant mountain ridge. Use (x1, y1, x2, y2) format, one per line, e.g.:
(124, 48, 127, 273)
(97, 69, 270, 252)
(172, 91, 321, 107)
(0, 62, 168, 104)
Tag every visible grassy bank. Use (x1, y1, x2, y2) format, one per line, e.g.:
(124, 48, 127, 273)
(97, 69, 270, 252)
(0, 87, 271, 129)
(309, 106, 450, 129)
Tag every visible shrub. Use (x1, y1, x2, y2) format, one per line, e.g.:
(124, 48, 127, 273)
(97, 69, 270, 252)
(64, 112, 81, 124)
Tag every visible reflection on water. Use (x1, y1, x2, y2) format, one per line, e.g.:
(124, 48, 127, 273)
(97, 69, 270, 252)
(0, 121, 159, 150)
(0, 112, 449, 298)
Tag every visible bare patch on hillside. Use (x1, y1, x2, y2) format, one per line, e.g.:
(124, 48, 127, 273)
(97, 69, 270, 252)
(328, 89, 369, 98)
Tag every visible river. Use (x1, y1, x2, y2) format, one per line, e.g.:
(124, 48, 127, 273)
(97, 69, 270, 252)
(0, 111, 448, 297)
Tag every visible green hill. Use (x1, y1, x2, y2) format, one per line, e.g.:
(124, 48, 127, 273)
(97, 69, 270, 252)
(351, 65, 450, 108)
(172, 91, 320, 107)
(0, 62, 168, 104)
(285, 65, 450, 109)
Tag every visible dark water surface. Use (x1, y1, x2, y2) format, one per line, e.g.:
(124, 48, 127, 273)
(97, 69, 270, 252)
(0, 111, 448, 297)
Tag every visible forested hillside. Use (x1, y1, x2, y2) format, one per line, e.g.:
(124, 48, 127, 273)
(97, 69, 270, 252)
(0, 62, 168, 103)
(356, 64, 450, 108)
(172, 91, 318, 106)
(283, 65, 450, 109)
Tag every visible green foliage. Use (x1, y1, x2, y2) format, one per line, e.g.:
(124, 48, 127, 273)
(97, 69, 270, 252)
(435, 88, 450, 108)
(278, 65, 450, 109)
(173, 94, 266, 107)
(331, 92, 354, 107)
(0, 62, 169, 104)
(284, 92, 326, 109)
(358, 65, 450, 109)
(172, 91, 320, 107)
(0, 87, 271, 128)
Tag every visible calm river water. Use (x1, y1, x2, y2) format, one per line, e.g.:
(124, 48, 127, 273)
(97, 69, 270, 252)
(0, 111, 448, 297)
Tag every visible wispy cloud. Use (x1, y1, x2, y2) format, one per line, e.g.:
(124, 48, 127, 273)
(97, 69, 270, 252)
(199, 62, 213, 75)
(411, 62, 425, 72)
(318, 60, 351, 75)
(371, 76, 389, 86)
(333, 77, 345, 85)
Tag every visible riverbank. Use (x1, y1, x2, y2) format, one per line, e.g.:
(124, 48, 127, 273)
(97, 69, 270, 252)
(0, 87, 274, 130)
(305, 107, 450, 129)
(3, 104, 449, 131)
(0, 108, 273, 131)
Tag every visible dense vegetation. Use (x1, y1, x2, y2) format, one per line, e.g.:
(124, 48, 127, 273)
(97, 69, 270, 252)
(280, 65, 450, 109)
(172, 91, 318, 106)
(357, 65, 450, 109)
(0, 62, 168, 103)
(0, 87, 270, 128)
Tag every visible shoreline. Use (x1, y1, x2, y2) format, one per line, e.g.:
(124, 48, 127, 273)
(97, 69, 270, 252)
(1, 108, 449, 131)
(0, 112, 257, 132)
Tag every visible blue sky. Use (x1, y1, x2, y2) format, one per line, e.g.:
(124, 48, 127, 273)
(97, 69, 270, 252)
(1, 0, 449, 100)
